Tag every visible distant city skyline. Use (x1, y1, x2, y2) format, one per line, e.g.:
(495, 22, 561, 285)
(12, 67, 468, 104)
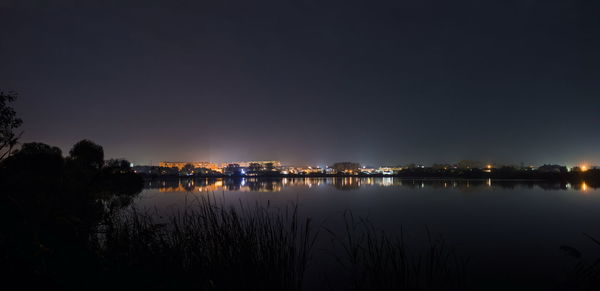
(144, 159, 594, 169)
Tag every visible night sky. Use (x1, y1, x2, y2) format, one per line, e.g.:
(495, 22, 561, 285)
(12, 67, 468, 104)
(1, 0, 599, 166)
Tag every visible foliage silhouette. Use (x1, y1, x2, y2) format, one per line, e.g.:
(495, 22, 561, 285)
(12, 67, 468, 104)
(0, 91, 22, 160)
(0, 139, 143, 288)
(69, 139, 105, 170)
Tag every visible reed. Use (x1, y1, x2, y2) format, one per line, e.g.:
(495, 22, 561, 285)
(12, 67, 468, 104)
(96, 199, 468, 290)
(99, 195, 317, 290)
(327, 211, 469, 291)
(562, 233, 600, 290)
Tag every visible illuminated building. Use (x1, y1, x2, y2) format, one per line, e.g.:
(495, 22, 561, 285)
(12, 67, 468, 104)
(230, 161, 281, 168)
(280, 166, 324, 175)
(359, 167, 376, 174)
(159, 161, 219, 171)
(377, 166, 403, 175)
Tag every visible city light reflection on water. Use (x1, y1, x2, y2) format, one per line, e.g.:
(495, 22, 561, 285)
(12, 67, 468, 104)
(144, 177, 598, 193)
(581, 181, 589, 192)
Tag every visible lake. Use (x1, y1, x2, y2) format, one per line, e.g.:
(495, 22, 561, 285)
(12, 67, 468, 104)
(134, 177, 600, 290)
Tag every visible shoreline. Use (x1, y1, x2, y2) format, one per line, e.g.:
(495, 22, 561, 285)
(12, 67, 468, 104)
(138, 172, 600, 185)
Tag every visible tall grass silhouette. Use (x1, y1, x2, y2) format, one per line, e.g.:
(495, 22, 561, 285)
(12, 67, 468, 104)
(97, 197, 468, 290)
(100, 196, 317, 290)
(325, 212, 469, 291)
(562, 233, 600, 290)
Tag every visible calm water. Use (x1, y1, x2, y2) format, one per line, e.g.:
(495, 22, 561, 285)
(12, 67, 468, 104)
(135, 177, 600, 290)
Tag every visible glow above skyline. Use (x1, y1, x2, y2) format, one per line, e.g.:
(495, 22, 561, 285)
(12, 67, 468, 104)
(1, 1, 599, 166)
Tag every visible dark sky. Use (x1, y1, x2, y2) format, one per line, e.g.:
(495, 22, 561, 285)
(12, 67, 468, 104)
(1, 0, 599, 166)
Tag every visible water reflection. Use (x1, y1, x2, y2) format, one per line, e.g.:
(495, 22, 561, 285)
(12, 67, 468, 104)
(145, 177, 598, 193)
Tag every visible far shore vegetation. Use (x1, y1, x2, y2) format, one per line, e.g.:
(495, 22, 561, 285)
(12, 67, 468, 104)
(135, 162, 600, 189)
(132, 158, 600, 186)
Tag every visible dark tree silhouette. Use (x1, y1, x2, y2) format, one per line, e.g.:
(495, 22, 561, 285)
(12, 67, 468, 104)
(331, 162, 360, 174)
(224, 163, 242, 176)
(248, 162, 263, 172)
(69, 139, 104, 170)
(0, 139, 143, 289)
(264, 162, 275, 172)
(105, 158, 131, 173)
(181, 163, 195, 175)
(0, 91, 23, 160)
